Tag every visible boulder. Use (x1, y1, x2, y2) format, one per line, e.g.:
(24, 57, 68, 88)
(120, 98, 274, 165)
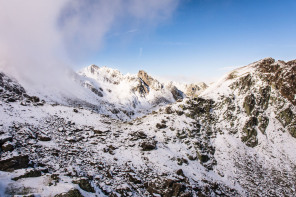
(176, 169, 185, 177)
(156, 123, 167, 129)
(30, 96, 40, 103)
(54, 189, 83, 197)
(74, 178, 95, 193)
(0, 155, 30, 171)
(140, 140, 157, 151)
(0, 135, 12, 146)
(1, 141, 14, 151)
(38, 134, 51, 141)
(12, 169, 42, 181)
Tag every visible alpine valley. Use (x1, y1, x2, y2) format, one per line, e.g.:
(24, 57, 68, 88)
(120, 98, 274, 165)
(0, 57, 295, 197)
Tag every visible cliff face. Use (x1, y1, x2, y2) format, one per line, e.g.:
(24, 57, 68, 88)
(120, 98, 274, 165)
(256, 58, 296, 105)
(184, 82, 208, 97)
(137, 70, 163, 93)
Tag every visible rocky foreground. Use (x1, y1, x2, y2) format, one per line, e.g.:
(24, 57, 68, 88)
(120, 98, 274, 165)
(0, 58, 296, 196)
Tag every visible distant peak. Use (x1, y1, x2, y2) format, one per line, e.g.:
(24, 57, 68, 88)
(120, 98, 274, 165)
(137, 70, 152, 85)
(89, 64, 99, 69)
(89, 64, 99, 74)
(258, 57, 275, 64)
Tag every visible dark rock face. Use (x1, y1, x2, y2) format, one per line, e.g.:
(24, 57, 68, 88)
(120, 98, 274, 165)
(0, 72, 45, 106)
(243, 94, 256, 116)
(12, 170, 42, 181)
(144, 177, 237, 197)
(90, 87, 103, 97)
(0, 155, 30, 171)
(54, 189, 83, 197)
(90, 64, 99, 74)
(276, 107, 296, 137)
(76, 179, 95, 193)
(241, 117, 258, 147)
(162, 179, 186, 197)
(176, 169, 185, 177)
(128, 173, 142, 184)
(2, 141, 14, 151)
(38, 134, 51, 141)
(230, 73, 254, 94)
(0, 135, 12, 146)
(165, 106, 174, 114)
(258, 115, 269, 134)
(134, 81, 149, 95)
(169, 85, 184, 100)
(30, 96, 40, 103)
(184, 97, 215, 122)
(277, 108, 294, 127)
(0, 72, 26, 96)
(156, 123, 167, 129)
(0, 72, 27, 103)
(83, 83, 103, 97)
(257, 58, 296, 105)
(130, 131, 147, 140)
(138, 70, 153, 88)
(259, 86, 271, 110)
(137, 70, 163, 93)
(140, 139, 157, 151)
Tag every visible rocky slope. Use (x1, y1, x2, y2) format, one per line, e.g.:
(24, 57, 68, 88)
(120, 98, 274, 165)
(0, 58, 295, 196)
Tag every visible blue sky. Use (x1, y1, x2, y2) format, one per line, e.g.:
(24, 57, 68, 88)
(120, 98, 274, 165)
(74, 0, 296, 82)
(2, 1, 294, 83)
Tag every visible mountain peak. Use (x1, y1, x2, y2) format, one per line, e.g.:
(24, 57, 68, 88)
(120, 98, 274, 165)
(89, 64, 99, 74)
(255, 58, 296, 105)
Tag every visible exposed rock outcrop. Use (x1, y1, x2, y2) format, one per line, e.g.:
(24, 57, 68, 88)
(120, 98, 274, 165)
(138, 70, 163, 93)
(185, 82, 208, 97)
(257, 58, 296, 105)
(0, 155, 30, 171)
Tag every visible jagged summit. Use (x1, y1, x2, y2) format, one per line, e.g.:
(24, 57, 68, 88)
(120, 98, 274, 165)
(137, 70, 163, 93)
(255, 58, 296, 105)
(76, 65, 208, 120)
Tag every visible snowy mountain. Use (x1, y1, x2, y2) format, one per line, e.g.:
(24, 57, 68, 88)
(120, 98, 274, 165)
(0, 58, 295, 196)
(10, 64, 207, 121)
(76, 65, 207, 120)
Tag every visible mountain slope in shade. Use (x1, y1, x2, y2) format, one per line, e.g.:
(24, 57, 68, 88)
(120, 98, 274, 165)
(0, 58, 295, 196)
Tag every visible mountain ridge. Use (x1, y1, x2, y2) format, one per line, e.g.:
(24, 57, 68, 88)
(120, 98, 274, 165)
(0, 57, 295, 196)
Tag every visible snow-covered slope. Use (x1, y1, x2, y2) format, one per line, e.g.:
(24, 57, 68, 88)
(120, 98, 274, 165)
(0, 58, 296, 196)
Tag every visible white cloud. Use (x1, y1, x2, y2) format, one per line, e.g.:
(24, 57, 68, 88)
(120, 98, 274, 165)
(59, 0, 179, 58)
(0, 0, 69, 88)
(127, 29, 139, 33)
(0, 0, 179, 92)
